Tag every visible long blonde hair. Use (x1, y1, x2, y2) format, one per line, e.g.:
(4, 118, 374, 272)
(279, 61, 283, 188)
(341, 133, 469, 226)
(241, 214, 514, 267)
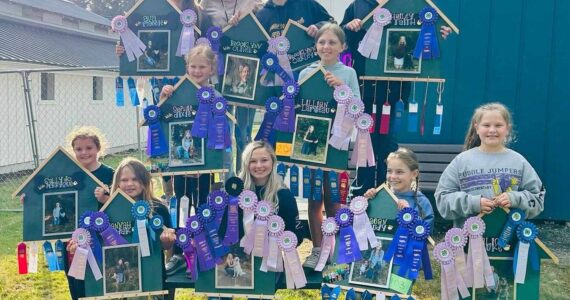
(238, 141, 285, 210)
(463, 102, 514, 150)
(112, 157, 160, 209)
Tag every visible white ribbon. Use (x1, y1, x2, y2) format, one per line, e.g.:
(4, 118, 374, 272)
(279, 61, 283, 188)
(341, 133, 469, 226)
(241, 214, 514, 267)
(358, 8, 392, 60)
(28, 242, 38, 273)
(179, 195, 190, 228)
(137, 219, 151, 257)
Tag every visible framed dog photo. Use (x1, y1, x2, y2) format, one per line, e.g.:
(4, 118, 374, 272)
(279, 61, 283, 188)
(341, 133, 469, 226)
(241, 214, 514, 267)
(348, 236, 393, 289)
(43, 191, 77, 236)
(384, 28, 422, 74)
(103, 244, 142, 296)
(137, 30, 170, 72)
(473, 258, 516, 300)
(215, 245, 254, 289)
(169, 121, 205, 167)
(291, 115, 331, 164)
(222, 54, 259, 101)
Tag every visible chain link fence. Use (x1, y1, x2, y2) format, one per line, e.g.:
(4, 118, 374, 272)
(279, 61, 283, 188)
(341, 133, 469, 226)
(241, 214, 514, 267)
(0, 67, 146, 211)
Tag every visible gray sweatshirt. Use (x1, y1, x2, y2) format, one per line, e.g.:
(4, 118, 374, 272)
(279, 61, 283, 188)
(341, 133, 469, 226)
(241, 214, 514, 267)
(435, 147, 545, 228)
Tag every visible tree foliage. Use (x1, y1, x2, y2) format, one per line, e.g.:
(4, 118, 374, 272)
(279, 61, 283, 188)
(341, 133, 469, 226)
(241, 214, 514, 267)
(69, 0, 138, 19)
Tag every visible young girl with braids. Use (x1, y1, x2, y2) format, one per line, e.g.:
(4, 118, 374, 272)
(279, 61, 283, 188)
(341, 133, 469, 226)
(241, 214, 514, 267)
(364, 147, 434, 230)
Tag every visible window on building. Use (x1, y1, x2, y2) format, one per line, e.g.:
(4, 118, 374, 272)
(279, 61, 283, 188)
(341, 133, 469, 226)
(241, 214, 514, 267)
(93, 77, 103, 101)
(40, 73, 55, 101)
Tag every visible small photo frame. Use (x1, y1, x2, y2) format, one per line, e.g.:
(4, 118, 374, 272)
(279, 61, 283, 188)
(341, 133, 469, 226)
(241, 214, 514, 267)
(348, 236, 393, 289)
(103, 244, 142, 296)
(169, 121, 205, 167)
(321, 263, 350, 284)
(222, 54, 259, 100)
(215, 245, 254, 289)
(473, 257, 516, 300)
(384, 29, 422, 74)
(43, 191, 77, 236)
(137, 30, 170, 72)
(291, 115, 331, 164)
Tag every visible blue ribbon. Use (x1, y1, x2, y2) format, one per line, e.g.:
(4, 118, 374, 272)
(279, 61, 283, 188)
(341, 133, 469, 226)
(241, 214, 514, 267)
(115, 77, 124, 107)
(144, 105, 168, 157)
(207, 97, 231, 150)
(397, 220, 431, 280)
(197, 204, 229, 261)
(290, 165, 299, 196)
(329, 171, 340, 203)
(408, 98, 418, 133)
(302, 167, 311, 198)
(43, 241, 59, 271)
(514, 221, 540, 273)
(413, 7, 440, 60)
(149, 215, 164, 243)
(55, 240, 65, 271)
(393, 99, 405, 133)
(384, 208, 418, 265)
(336, 208, 362, 264)
(206, 26, 224, 76)
(127, 77, 140, 106)
(361, 290, 373, 300)
(498, 208, 525, 249)
(313, 168, 323, 201)
(222, 196, 240, 246)
(345, 288, 357, 300)
(192, 87, 214, 138)
(261, 52, 292, 83)
(277, 163, 286, 179)
(149, 77, 160, 105)
(254, 97, 282, 143)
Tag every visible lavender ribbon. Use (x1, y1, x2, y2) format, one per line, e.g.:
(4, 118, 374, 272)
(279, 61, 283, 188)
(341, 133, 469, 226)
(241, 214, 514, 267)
(239, 190, 258, 252)
(91, 212, 128, 246)
(358, 8, 392, 60)
(279, 231, 306, 289)
(350, 196, 379, 251)
(434, 242, 470, 300)
(445, 227, 468, 284)
(350, 113, 376, 167)
(252, 200, 274, 257)
(254, 97, 282, 143)
(207, 97, 231, 149)
(261, 215, 285, 272)
(177, 9, 197, 57)
(187, 216, 216, 271)
(79, 211, 102, 263)
(328, 85, 354, 151)
(315, 217, 339, 271)
(464, 216, 494, 289)
(274, 81, 299, 132)
(413, 7, 440, 59)
(191, 87, 214, 138)
(111, 15, 146, 62)
(68, 228, 102, 280)
(335, 208, 362, 264)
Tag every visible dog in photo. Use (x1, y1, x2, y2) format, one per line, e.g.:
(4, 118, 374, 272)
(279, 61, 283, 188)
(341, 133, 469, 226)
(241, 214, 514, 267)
(233, 256, 245, 277)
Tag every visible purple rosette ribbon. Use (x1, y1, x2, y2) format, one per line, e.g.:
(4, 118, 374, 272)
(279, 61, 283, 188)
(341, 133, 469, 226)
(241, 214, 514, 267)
(223, 177, 243, 246)
(131, 200, 152, 257)
(68, 228, 102, 281)
(251, 200, 274, 257)
(413, 6, 440, 59)
(176, 228, 198, 280)
(350, 113, 376, 167)
(279, 231, 306, 289)
(197, 203, 228, 260)
(315, 217, 339, 271)
(328, 85, 354, 150)
(514, 221, 539, 284)
(205, 26, 225, 76)
(91, 211, 128, 246)
(463, 216, 494, 289)
(335, 207, 362, 264)
(207, 97, 231, 150)
(187, 215, 216, 271)
(111, 15, 146, 62)
(498, 208, 525, 250)
(350, 196, 379, 251)
(79, 211, 102, 263)
(191, 87, 214, 138)
(144, 105, 168, 157)
(384, 207, 418, 265)
(273, 81, 298, 132)
(434, 242, 470, 300)
(358, 8, 392, 59)
(177, 9, 197, 57)
(239, 190, 258, 251)
(398, 220, 432, 280)
(445, 227, 469, 283)
(255, 97, 282, 143)
(261, 215, 285, 272)
(208, 190, 229, 227)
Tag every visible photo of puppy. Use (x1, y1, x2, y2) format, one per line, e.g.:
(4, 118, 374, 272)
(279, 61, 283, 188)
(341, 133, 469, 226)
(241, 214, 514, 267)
(233, 257, 246, 277)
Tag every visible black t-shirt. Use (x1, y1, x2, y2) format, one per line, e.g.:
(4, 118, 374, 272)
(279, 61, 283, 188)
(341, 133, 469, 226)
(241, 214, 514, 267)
(91, 163, 114, 187)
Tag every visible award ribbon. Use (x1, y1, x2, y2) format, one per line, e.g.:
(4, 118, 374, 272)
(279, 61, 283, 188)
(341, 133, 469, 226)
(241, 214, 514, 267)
(223, 177, 243, 246)
(302, 167, 311, 199)
(55, 240, 65, 271)
(191, 87, 214, 138)
(197, 204, 229, 260)
(315, 217, 339, 271)
(255, 97, 282, 143)
(463, 216, 495, 289)
(111, 15, 146, 62)
(335, 208, 362, 264)
(261, 37, 294, 86)
(329, 171, 340, 203)
(252, 200, 274, 257)
(262, 215, 285, 272)
(384, 208, 418, 265)
(393, 98, 404, 133)
(176, 228, 197, 280)
(205, 26, 224, 76)
(434, 242, 470, 300)
(350, 113, 376, 167)
(68, 228, 102, 281)
(28, 242, 38, 273)
(208, 190, 229, 227)
(179, 195, 190, 228)
(43, 241, 58, 271)
(290, 165, 299, 197)
(177, 9, 197, 56)
(433, 85, 443, 135)
(379, 99, 391, 134)
(444, 227, 468, 283)
(144, 105, 168, 157)
(169, 195, 178, 229)
(208, 97, 231, 149)
(398, 220, 432, 280)
(187, 215, 216, 271)
(149, 77, 160, 105)
(274, 81, 299, 132)
(514, 221, 539, 284)
(328, 85, 355, 150)
(350, 196, 379, 251)
(357, 8, 392, 60)
(115, 77, 124, 107)
(239, 190, 258, 252)
(408, 82, 418, 133)
(277, 163, 286, 179)
(131, 201, 151, 257)
(17, 242, 27, 274)
(339, 171, 349, 205)
(127, 77, 140, 106)
(279, 231, 306, 289)
(498, 208, 525, 250)
(413, 7, 440, 60)
(79, 211, 103, 263)
(91, 212, 129, 246)
(313, 168, 323, 201)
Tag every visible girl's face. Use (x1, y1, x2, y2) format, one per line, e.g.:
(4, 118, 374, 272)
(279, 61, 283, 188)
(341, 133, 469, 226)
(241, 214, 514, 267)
(239, 66, 250, 81)
(73, 137, 100, 170)
(399, 36, 406, 46)
(475, 110, 510, 151)
(248, 148, 274, 186)
(308, 125, 314, 132)
(386, 157, 418, 193)
(184, 130, 191, 138)
(187, 55, 214, 86)
(316, 30, 344, 65)
(118, 166, 144, 199)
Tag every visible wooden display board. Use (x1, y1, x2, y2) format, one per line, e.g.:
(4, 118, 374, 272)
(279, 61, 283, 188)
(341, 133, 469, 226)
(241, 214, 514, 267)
(283, 20, 320, 71)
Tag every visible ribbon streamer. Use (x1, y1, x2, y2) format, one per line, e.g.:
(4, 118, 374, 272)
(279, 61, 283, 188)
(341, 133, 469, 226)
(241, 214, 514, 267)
(187, 216, 216, 271)
(315, 217, 339, 271)
(28, 242, 38, 273)
(498, 208, 525, 250)
(329, 171, 340, 203)
(357, 8, 392, 59)
(413, 7, 440, 59)
(314, 169, 323, 201)
(463, 216, 495, 289)
(384, 208, 418, 265)
(339, 172, 349, 205)
(252, 200, 274, 257)
(55, 240, 65, 271)
(208, 97, 231, 149)
(290, 165, 299, 196)
(328, 85, 355, 150)
(261, 37, 294, 86)
(255, 97, 282, 143)
(262, 215, 285, 272)
(131, 201, 152, 257)
(17, 242, 27, 274)
(279, 231, 306, 289)
(397, 220, 432, 280)
(43, 241, 58, 271)
(208, 190, 229, 227)
(177, 9, 197, 56)
(239, 190, 259, 252)
(434, 242, 470, 300)
(91, 212, 129, 246)
(335, 208, 362, 264)
(127, 77, 140, 106)
(144, 105, 168, 157)
(79, 211, 103, 263)
(111, 15, 145, 62)
(197, 204, 229, 260)
(274, 81, 299, 132)
(350, 196, 379, 250)
(514, 221, 539, 284)
(68, 228, 102, 281)
(445, 227, 468, 286)
(176, 228, 198, 280)
(350, 114, 376, 167)
(115, 77, 125, 107)
(302, 167, 311, 199)
(192, 87, 214, 138)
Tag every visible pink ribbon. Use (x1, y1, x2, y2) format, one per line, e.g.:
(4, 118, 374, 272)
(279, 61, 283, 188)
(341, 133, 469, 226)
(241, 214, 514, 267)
(434, 242, 470, 300)
(68, 228, 102, 281)
(350, 114, 376, 167)
(261, 215, 285, 272)
(463, 217, 495, 289)
(328, 85, 356, 151)
(239, 190, 258, 254)
(350, 196, 379, 250)
(279, 231, 306, 289)
(177, 9, 197, 57)
(111, 15, 146, 62)
(358, 8, 392, 60)
(315, 217, 339, 272)
(252, 201, 274, 257)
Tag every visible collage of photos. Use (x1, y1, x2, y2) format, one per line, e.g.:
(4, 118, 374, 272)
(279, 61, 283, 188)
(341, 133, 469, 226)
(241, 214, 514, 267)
(42, 191, 77, 236)
(103, 244, 142, 295)
(348, 237, 393, 289)
(473, 258, 516, 300)
(384, 28, 422, 74)
(215, 245, 254, 289)
(169, 121, 205, 167)
(222, 54, 260, 100)
(291, 115, 331, 164)
(137, 30, 171, 72)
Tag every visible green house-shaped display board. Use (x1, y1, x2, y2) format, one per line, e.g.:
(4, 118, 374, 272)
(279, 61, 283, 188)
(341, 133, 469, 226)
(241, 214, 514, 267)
(119, 0, 199, 76)
(141, 75, 226, 176)
(84, 190, 167, 298)
(13, 147, 104, 241)
(219, 12, 280, 108)
(361, 0, 459, 80)
(274, 67, 349, 172)
(283, 20, 320, 71)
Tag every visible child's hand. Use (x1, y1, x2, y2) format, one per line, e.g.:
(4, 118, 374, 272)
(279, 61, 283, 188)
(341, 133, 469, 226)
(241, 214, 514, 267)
(363, 188, 377, 199)
(397, 199, 410, 210)
(19, 193, 25, 205)
(160, 228, 176, 250)
(494, 193, 512, 208)
(346, 19, 363, 32)
(94, 186, 110, 204)
(66, 239, 78, 255)
(307, 25, 318, 37)
(115, 42, 125, 56)
(324, 72, 344, 87)
(480, 197, 495, 213)
(159, 85, 174, 101)
(229, 12, 241, 26)
(440, 26, 452, 39)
